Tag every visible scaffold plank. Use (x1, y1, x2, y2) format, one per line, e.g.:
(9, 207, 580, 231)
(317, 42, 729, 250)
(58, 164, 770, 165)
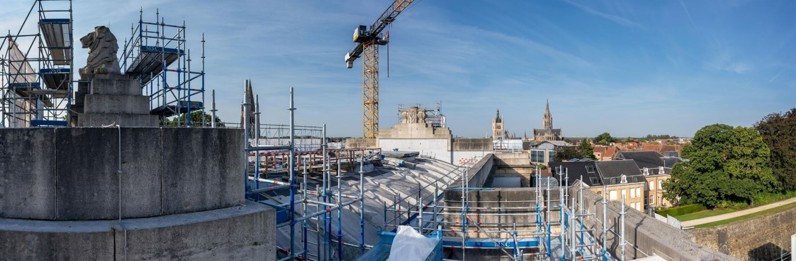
(39, 19, 72, 66)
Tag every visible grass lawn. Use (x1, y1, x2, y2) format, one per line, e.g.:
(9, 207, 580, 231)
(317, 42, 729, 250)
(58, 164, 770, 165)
(694, 202, 796, 228)
(663, 190, 796, 222)
(674, 208, 739, 221)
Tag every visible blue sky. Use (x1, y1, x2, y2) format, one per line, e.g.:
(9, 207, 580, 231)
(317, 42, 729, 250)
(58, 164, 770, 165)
(2, 0, 794, 137)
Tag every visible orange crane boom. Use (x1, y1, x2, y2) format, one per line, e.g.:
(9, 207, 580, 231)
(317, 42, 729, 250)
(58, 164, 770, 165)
(345, 0, 414, 139)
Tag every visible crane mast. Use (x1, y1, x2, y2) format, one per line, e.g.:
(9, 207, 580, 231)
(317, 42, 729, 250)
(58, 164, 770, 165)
(345, 0, 414, 139)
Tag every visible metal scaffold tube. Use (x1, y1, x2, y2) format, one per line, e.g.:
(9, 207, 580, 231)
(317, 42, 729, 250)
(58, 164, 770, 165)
(288, 87, 296, 259)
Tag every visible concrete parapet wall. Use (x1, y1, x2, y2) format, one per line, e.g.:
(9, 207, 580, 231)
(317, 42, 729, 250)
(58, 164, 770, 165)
(464, 153, 494, 188)
(451, 138, 492, 151)
(569, 182, 735, 260)
(690, 205, 796, 260)
(0, 127, 245, 220)
(345, 138, 377, 149)
(0, 202, 274, 260)
(444, 188, 540, 238)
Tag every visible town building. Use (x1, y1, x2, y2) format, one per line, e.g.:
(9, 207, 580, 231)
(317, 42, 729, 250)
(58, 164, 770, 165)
(530, 140, 573, 165)
(550, 159, 647, 212)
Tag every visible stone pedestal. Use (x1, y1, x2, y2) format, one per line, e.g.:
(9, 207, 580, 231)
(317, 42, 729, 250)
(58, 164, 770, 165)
(0, 128, 275, 260)
(73, 75, 158, 127)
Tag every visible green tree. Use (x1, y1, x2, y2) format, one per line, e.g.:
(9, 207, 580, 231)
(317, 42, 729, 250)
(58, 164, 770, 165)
(595, 132, 615, 144)
(161, 111, 224, 127)
(755, 108, 796, 190)
(663, 124, 776, 207)
(554, 146, 580, 162)
(577, 139, 596, 160)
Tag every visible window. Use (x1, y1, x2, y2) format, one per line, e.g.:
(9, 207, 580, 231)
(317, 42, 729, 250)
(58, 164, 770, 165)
(531, 150, 544, 163)
(648, 181, 654, 191)
(548, 150, 556, 162)
(585, 165, 595, 173)
(621, 189, 627, 200)
(649, 196, 655, 205)
(609, 190, 617, 200)
(658, 180, 663, 190)
(635, 188, 641, 198)
(630, 188, 636, 198)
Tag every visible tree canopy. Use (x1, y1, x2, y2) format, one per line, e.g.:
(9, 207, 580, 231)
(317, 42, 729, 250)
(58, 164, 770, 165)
(663, 124, 776, 207)
(161, 111, 224, 128)
(594, 132, 615, 144)
(554, 140, 596, 162)
(577, 139, 596, 160)
(755, 108, 796, 190)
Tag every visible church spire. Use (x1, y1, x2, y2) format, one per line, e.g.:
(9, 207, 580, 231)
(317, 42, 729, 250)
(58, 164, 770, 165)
(543, 98, 553, 129)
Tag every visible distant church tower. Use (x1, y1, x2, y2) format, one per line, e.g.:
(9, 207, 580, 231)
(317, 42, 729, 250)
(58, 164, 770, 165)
(533, 99, 562, 141)
(492, 109, 505, 140)
(543, 98, 553, 129)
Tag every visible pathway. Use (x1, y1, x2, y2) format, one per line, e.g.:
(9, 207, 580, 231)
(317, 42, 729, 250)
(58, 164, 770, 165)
(681, 196, 796, 228)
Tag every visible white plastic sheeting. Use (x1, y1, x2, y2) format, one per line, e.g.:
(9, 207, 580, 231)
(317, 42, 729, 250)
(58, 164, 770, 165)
(386, 226, 439, 261)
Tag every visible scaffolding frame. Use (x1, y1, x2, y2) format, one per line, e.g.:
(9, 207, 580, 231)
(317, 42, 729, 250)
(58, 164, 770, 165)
(240, 86, 376, 260)
(1, 0, 73, 127)
(119, 9, 205, 125)
(373, 165, 628, 260)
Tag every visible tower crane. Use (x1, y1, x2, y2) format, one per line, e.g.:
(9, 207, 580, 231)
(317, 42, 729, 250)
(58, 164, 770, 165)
(345, 0, 414, 139)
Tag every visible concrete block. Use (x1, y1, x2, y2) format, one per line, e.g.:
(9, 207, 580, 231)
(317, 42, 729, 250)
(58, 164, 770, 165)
(0, 219, 114, 260)
(55, 128, 119, 220)
(114, 202, 274, 260)
(83, 94, 150, 114)
(91, 78, 140, 96)
(161, 128, 245, 215)
(0, 128, 57, 220)
(119, 128, 163, 218)
(78, 113, 159, 127)
(0, 202, 274, 260)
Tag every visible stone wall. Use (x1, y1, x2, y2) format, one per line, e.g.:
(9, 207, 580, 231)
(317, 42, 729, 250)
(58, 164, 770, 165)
(571, 182, 736, 260)
(690, 205, 796, 260)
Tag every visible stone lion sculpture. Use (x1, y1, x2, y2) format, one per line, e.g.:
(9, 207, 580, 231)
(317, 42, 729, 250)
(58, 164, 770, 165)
(79, 25, 121, 78)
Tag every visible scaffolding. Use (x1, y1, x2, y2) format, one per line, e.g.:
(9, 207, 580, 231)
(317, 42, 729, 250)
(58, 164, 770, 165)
(119, 9, 205, 125)
(240, 86, 383, 260)
(1, 0, 73, 127)
(369, 165, 625, 260)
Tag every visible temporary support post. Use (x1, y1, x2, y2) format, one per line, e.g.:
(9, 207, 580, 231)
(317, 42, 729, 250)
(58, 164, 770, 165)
(602, 185, 608, 261)
(253, 92, 261, 201)
(302, 159, 308, 260)
(579, 175, 585, 255)
(546, 172, 552, 258)
(322, 124, 330, 260)
(337, 160, 343, 261)
(460, 167, 467, 260)
(359, 157, 365, 251)
(559, 167, 565, 261)
(288, 87, 296, 259)
(620, 194, 626, 261)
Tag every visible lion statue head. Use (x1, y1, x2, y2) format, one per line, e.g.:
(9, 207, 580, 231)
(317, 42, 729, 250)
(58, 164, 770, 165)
(79, 25, 121, 78)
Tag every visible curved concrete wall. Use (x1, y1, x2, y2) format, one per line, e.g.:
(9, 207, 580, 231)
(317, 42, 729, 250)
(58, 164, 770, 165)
(0, 127, 245, 220)
(0, 202, 273, 260)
